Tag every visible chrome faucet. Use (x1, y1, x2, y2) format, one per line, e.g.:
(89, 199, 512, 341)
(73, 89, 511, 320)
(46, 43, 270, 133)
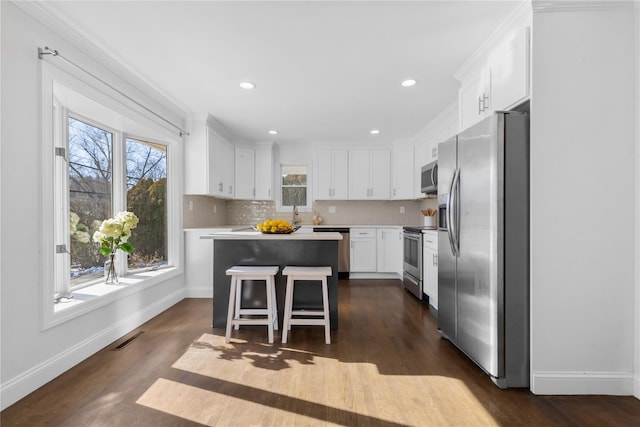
(292, 205, 300, 225)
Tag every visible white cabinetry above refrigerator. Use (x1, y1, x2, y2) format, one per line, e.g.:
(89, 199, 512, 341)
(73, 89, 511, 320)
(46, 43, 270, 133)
(456, 3, 531, 131)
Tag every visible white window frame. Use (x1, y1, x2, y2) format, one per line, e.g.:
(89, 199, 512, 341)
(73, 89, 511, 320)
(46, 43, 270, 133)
(277, 163, 312, 213)
(41, 62, 183, 330)
(60, 111, 122, 295)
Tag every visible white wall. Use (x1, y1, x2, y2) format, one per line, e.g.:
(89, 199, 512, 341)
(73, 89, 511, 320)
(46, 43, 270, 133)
(0, 2, 186, 409)
(531, 4, 637, 395)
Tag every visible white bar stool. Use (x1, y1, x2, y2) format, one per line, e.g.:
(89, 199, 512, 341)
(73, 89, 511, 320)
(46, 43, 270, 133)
(225, 265, 279, 344)
(281, 266, 332, 344)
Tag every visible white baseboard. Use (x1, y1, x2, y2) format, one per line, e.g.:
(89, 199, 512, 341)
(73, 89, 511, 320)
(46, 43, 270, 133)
(532, 371, 636, 396)
(0, 288, 184, 411)
(185, 287, 213, 298)
(634, 373, 640, 399)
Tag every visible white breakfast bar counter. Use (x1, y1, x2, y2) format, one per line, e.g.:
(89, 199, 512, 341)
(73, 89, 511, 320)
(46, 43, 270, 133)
(201, 231, 342, 329)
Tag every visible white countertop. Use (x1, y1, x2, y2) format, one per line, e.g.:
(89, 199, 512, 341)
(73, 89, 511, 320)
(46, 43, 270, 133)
(200, 231, 343, 240)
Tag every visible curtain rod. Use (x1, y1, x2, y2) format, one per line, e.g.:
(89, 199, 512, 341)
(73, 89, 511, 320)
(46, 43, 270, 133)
(38, 46, 190, 137)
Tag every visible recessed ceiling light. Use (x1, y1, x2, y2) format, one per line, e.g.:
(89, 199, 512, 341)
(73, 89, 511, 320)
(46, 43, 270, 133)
(268, 130, 278, 135)
(401, 79, 417, 87)
(370, 129, 380, 135)
(239, 81, 256, 90)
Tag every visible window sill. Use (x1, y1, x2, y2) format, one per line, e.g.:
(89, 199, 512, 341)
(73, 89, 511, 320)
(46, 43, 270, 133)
(45, 266, 182, 329)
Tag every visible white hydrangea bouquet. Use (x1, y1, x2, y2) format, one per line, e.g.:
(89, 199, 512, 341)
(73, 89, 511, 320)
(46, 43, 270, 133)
(92, 211, 139, 257)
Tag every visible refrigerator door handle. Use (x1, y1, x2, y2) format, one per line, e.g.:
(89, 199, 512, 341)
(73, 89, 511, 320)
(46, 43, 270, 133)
(446, 170, 457, 256)
(450, 168, 461, 256)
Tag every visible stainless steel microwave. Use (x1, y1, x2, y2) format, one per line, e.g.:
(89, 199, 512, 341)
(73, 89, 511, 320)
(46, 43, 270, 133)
(421, 161, 438, 195)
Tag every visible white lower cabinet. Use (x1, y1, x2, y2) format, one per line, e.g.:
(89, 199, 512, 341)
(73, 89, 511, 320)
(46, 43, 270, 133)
(377, 227, 402, 274)
(350, 227, 402, 275)
(185, 229, 226, 298)
(422, 231, 438, 309)
(349, 228, 377, 272)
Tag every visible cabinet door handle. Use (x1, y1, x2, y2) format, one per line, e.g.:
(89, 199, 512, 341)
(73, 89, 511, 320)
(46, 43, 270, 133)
(218, 182, 223, 192)
(482, 94, 489, 112)
(478, 96, 483, 115)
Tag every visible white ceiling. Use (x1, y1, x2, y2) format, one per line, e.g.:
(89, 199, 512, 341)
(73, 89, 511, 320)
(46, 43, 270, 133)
(42, 1, 522, 145)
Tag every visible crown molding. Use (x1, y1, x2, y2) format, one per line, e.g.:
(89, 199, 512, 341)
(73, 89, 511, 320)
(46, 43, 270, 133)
(532, 0, 635, 13)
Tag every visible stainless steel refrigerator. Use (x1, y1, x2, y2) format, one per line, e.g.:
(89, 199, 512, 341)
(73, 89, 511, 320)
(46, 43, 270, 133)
(437, 111, 529, 388)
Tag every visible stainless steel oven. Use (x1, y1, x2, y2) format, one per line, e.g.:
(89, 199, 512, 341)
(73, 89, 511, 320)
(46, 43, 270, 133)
(403, 227, 423, 300)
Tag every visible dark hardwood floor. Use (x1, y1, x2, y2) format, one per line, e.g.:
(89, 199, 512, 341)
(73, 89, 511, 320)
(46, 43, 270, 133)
(2, 279, 639, 426)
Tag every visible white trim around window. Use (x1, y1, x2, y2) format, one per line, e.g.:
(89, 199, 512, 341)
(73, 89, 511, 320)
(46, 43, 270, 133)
(40, 62, 184, 330)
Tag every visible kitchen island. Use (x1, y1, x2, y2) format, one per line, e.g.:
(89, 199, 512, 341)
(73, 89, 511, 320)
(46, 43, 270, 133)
(201, 231, 342, 330)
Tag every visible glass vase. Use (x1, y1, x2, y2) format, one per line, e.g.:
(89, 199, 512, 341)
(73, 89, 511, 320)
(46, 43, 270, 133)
(104, 252, 118, 284)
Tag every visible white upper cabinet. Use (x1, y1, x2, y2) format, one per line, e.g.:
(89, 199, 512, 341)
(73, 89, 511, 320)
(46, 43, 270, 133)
(392, 143, 414, 200)
(348, 150, 390, 200)
(234, 146, 255, 200)
(456, 3, 531, 131)
(254, 142, 274, 200)
(315, 150, 348, 199)
(184, 114, 235, 198)
(215, 131, 235, 198)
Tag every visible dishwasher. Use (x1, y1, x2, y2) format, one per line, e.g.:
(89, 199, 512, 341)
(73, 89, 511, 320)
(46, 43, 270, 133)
(313, 227, 350, 278)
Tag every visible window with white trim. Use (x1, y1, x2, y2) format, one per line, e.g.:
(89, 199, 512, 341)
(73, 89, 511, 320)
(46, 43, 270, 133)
(280, 165, 308, 208)
(55, 112, 170, 300)
(44, 65, 177, 311)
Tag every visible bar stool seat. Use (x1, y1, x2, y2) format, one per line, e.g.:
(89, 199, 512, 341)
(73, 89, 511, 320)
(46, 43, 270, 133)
(225, 265, 279, 344)
(282, 266, 332, 344)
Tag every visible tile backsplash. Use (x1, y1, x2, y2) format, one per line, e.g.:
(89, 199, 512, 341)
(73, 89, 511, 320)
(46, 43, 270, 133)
(183, 195, 228, 228)
(184, 195, 438, 228)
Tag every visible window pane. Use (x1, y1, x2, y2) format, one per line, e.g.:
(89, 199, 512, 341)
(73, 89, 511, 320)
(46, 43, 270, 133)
(126, 138, 167, 270)
(281, 165, 307, 207)
(68, 117, 113, 288)
(281, 166, 307, 185)
(282, 187, 307, 206)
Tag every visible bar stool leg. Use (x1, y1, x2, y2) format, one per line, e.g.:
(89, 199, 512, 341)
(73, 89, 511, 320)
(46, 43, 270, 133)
(282, 275, 294, 343)
(234, 279, 242, 330)
(271, 276, 279, 331)
(225, 275, 238, 343)
(265, 276, 275, 343)
(322, 276, 331, 344)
